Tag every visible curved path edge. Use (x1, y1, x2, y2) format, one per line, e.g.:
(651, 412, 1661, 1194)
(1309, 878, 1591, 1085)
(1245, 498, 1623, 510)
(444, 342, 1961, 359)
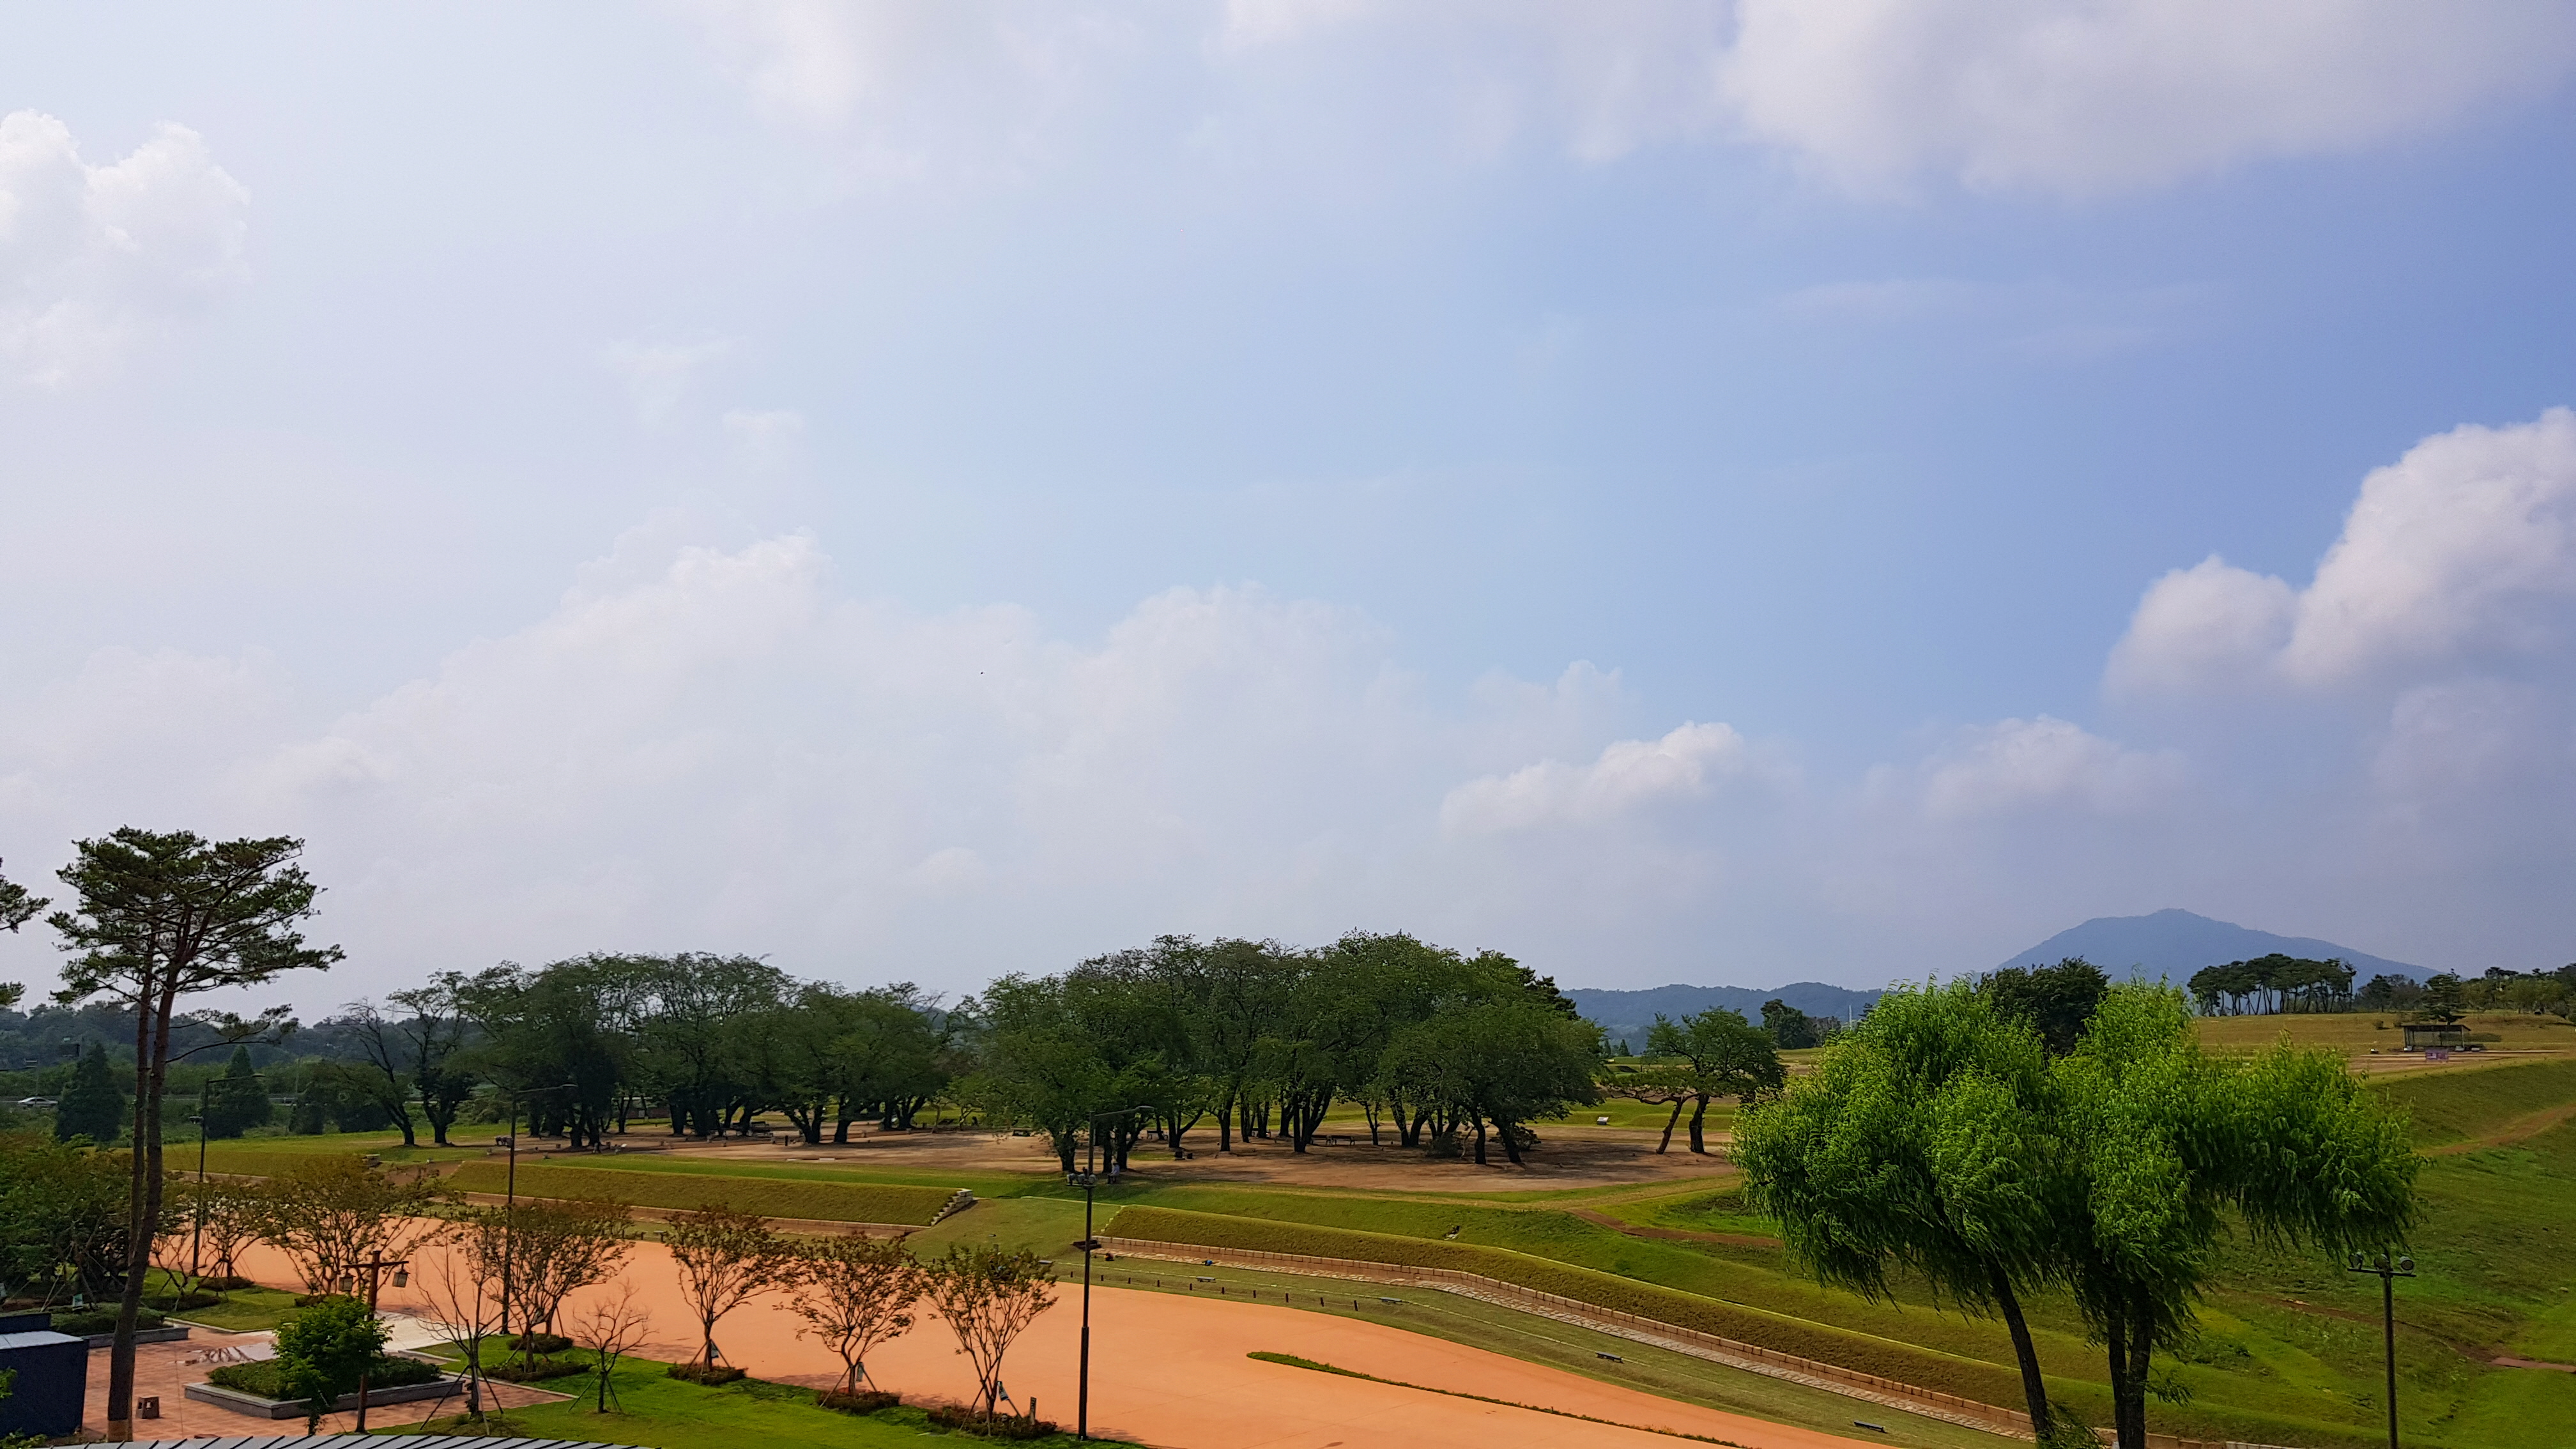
(1098, 1235, 2038, 1441)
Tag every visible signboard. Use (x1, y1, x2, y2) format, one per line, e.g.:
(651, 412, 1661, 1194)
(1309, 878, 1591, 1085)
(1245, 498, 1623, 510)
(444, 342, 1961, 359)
(2423, 1048, 2452, 1062)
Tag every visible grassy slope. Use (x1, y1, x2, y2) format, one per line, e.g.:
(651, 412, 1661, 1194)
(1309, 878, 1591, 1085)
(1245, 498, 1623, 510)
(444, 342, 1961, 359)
(443, 1161, 954, 1224)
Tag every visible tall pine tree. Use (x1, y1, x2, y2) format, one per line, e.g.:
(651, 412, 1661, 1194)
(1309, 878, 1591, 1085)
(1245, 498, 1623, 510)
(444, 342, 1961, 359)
(54, 1042, 126, 1144)
(201, 1045, 272, 1138)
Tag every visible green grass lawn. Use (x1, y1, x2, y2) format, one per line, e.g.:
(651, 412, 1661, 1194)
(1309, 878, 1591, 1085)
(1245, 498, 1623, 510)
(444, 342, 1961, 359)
(444, 1162, 956, 1224)
(397, 1353, 1095, 1447)
(170, 1282, 303, 1333)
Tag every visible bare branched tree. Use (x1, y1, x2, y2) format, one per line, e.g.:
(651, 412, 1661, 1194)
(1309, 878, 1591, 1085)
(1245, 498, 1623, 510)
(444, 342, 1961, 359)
(571, 1279, 654, 1412)
(412, 1222, 507, 1424)
(785, 1232, 925, 1398)
(924, 1245, 1055, 1420)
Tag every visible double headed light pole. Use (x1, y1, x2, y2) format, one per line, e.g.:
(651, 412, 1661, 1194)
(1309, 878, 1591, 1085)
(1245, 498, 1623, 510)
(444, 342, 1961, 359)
(498, 1081, 579, 1346)
(1066, 1104, 1152, 1441)
(2347, 1248, 2415, 1449)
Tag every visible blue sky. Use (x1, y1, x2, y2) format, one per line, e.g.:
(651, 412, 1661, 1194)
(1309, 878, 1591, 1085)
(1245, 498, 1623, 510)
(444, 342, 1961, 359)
(4, 3, 2575, 1004)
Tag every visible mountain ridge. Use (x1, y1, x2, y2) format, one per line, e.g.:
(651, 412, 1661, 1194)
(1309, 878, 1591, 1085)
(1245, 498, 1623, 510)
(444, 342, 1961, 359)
(1998, 908, 2431, 984)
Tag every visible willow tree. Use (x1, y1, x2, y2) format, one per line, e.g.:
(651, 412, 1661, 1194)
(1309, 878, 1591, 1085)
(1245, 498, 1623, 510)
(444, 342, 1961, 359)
(1734, 982, 2078, 1445)
(2055, 986, 2417, 1449)
(46, 829, 338, 1439)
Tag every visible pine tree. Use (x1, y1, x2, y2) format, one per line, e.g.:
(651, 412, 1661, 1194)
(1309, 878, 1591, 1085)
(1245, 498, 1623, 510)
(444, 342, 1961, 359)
(55, 1043, 126, 1144)
(201, 1046, 273, 1139)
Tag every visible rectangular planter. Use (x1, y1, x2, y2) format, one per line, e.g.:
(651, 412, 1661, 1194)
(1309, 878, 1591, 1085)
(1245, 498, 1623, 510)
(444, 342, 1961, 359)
(184, 1373, 464, 1420)
(79, 1325, 190, 1349)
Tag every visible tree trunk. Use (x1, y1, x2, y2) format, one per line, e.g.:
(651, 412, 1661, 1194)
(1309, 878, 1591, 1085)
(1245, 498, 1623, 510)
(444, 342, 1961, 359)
(2121, 1303, 2152, 1449)
(1656, 1100, 1683, 1154)
(1496, 1118, 1525, 1165)
(1471, 1116, 1487, 1165)
(1216, 1089, 1236, 1153)
(2103, 1300, 2133, 1449)
(1687, 1096, 1710, 1154)
(1984, 1262, 2056, 1445)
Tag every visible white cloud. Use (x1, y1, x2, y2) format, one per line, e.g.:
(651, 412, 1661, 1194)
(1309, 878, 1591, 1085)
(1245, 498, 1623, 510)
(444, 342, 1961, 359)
(2111, 408, 2576, 694)
(1912, 716, 2184, 818)
(1441, 721, 1759, 835)
(0, 111, 249, 385)
(1720, 1, 2576, 196)
(686, 4, 2576, 197)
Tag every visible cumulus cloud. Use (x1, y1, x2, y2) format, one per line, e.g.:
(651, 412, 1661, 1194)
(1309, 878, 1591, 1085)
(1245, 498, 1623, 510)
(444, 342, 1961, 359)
(1907, 716, 2185, 819)
(0, 111, 249, 384)
(2111, 408, 2576, 694)
(685, 3, 2576, 196)
(1440, 721, 1761, 836)
(1719, 1, 2576, 195)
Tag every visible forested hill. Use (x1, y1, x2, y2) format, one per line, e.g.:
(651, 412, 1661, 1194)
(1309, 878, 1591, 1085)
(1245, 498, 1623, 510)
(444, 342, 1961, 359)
(1568, 982, 1883, 1050)
(1998, 908, 2432, 983)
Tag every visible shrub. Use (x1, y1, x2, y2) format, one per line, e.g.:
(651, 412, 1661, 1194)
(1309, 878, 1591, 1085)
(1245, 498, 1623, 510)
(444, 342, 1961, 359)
(666, 1361, 747, 1385)
(486, 1356, 590, 1383)
(50, 1308, 164, 1336)
(817, 1388, 901, 1413)
(924, 1402, 1059, 1439)
(507, 1331, 574, 1354)
(206, 1354, 441, 1400)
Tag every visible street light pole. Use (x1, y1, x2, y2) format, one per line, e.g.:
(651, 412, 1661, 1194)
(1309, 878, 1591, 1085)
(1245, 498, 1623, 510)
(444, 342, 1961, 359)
(187, 1069, 266, 1282)
(1067, 1105, 1152, 1441)
(2347, 1248, 2415, 1449)
(348, 1253, 411, 1431)
(498, 1082, 577, 1351)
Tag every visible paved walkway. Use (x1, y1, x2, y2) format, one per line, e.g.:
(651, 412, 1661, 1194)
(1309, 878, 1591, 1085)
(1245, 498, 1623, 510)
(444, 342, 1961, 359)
(82, 1324, 564, 1440)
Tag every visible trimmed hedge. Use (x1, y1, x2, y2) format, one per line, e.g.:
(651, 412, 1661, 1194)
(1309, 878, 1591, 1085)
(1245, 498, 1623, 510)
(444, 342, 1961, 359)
(445, 1162, 953, 1225)
(207, 1353, 442, 1399)
(1105, 1204, 2028, 1408)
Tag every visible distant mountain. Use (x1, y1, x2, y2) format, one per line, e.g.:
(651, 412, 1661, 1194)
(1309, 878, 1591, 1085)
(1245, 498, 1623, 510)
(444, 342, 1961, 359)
(1998, 908, 2432, 985)
(1567, 982, 1883, 1053)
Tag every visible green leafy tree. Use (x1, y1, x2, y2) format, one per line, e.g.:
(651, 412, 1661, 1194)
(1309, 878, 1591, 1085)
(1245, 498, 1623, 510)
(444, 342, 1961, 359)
(1735, 983, 2075, 1445)
(1979, 958, 2110, 1055)
(923, 1244, 1055, 1420)
(0, 1132, 134, 1302)
(2414, 972, 2467, 1025)
(390, 976, 476, 1146)
(272, 1293, 388, 1432)
(2053, 985, 2418, 1448)
(53, 1043, 126, 1146)
(200, 1046, 272, 1139)
(1759, 997, 1818, 1048)
(45, 827, 334, 1438)
(1639, 1008, 1782, 1154)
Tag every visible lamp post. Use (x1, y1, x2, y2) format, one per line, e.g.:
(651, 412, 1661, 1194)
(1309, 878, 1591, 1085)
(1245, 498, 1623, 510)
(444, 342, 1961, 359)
(2347, 1248, 2415, 1449)
(187, 1069, 266, 1282)
(346, 1253, 411, 1430)
(1066, 1105, 1152, 1441)
(497, 1082, 579, 1348)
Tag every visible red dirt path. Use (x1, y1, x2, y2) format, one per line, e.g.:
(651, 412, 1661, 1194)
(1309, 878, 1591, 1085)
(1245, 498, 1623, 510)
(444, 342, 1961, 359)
(229, 1237, 1894, 1449)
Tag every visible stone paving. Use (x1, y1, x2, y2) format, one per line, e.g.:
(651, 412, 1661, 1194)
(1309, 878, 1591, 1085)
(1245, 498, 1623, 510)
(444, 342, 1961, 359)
(82, 1322, 565, 1440)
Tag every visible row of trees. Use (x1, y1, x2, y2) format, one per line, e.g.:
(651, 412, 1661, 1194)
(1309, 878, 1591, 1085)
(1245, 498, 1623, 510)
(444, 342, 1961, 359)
(964, 932, 1602, 1169)
(2364, 965, 2576, 1022)
(1736, 979, 2418, 1449)
(2185, 954, 2358, 1015)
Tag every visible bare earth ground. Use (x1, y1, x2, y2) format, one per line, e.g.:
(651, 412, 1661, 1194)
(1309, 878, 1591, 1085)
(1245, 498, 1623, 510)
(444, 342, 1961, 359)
(666, 1123, 1741, 1193)
(217, 1236, 1892, 1449)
